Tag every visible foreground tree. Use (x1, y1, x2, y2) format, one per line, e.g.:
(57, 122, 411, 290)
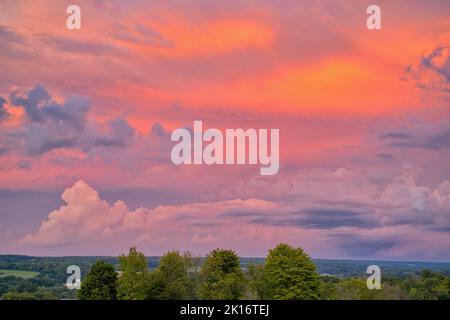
(199, 249, 245, 299)
(78, 260, 118, 300)
(117, 246, 151, 300)
(156, 251, 191, 299)
(247, 263, 272, 299)
(117, 247, 196, 300)
(261, 243, 320, 300)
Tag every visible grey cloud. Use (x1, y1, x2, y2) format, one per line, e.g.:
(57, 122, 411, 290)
(4, 85, 135, 156)
(10, 85, 51, 122)
(380, 132, 412, 140)
(42, 95, 90, 130)
(221, 206, 378, 229)
(38, 35, 121, 56)
(23, 129, 78, 155)
(380, 121, 450, 151)
(293, 208, 378, 229)
(375, 153, 394, 160)
(91, 118, 135, 148)
(16, 160, 32, 171)
(331, 233, 398, 257)
(0, 25, 23, 44)
(134, 24, 172, 47)
(11, 85, 89, 129)
(421, 46, 450, 82)
(150, 122, 167, 137)
(404, 45, 450, 92)
(220, 210, 266, 218)
(0, 97, 8, 120)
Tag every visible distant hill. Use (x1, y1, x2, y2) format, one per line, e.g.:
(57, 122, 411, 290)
(0, 255, 449, 278)
(313, 259, 450, 277)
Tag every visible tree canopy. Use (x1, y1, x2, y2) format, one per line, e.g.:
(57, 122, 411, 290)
(199, 249, 245, 299)
(78, 260, 118, 300)
(117, 246, 150, 300)
(260, 243, 320, 300)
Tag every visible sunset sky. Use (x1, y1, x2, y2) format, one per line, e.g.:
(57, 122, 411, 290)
(1, 0, 450, 260)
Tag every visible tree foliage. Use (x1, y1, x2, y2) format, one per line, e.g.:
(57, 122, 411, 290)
(155, 251, 191, 299)
(117, 246, 150, 300)
(1, 289, 58, 300)
(1, 248, 449, 300)
(404, 270, 450, 300)
(78, 260, 118, 300)
(259, 243, 320, 300)
(199, 249, 245, 299)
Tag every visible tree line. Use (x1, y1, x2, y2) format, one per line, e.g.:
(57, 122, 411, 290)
(78, 243, 320, 300)
(1, 243, 449, 300)
(77, 243, 450, 300)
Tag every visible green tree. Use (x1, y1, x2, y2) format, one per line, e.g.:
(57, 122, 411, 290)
(184, 252, 203, 299)
(322, 277, 409, 300)
(199, 249, 245, 300)
(117, 246, 150, 300)
(262, 243, 320, 300)
(335, 278, 383, 300)
(247, 263, 271, 299)
(405, 270, 450, 300)
(156, 251, 191, 299)
(1, 291, 41, 300)
(78, 260, 118, 300)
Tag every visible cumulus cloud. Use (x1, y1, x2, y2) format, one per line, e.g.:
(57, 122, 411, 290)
(21, 180, 130, 246)
(223, 168, 450, 231)
(21, 173, 450, 259)
(84, 117, 135, 150)
(5, 85, 135, 155)
(20, 180, 279, 247)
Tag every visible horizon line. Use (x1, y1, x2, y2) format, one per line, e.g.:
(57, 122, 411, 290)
(1, 253, 450, 264)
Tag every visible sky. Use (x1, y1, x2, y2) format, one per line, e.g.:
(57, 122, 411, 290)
(0, 0, 450, 260)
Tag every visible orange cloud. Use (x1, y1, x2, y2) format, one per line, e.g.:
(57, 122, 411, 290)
(119, 17, 275, 58)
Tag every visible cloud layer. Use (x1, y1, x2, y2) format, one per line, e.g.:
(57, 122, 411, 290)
(20, 173, 450, 259)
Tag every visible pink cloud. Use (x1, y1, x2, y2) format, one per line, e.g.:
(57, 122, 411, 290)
(20, 180, 129, 246)
(18, 171, 450, 259)
(20, 180, 280, 249)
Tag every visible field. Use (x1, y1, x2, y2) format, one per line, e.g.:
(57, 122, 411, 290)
(0, 269, 39, 279)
